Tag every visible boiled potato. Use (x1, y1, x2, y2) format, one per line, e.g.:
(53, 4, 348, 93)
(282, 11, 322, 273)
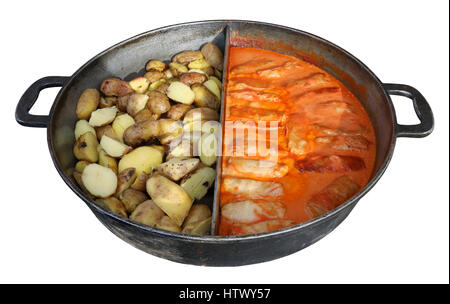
(131, 172, 149, 191)
(201, 66, 215, 76)
(133, 109, 153, 122)
(167, 104, 194, 120)
(183, 107, 219, 124)
(100, 135, 131, 158)
(148, 78, 166, 92)
(120, 188, 147, 214)
(180, 72, 207, 86)
(76, 89, 100, 120)
(188, 58, 210, 70)
(156, 216, 182, 233)
(73, 171, 92, 196)
(95, 197, 127, 218)
(182, 204, 212, 235)
(99, 96, 117, 108)
(98, 148, 118, 174)
(146, 175, 193, 226)
(95, 125, 119, 141)
(116, 167, 137, 195)
(214, 68, 222, 78)
(180, 167, 216, 200)
(147, 91, 170, 114)
(159, 119, 182, 137)
(118, 146, 163, 174)
(112, 114, 135, 142)
(182, 120, 204, 133)
(203, 79, 221, 100)
(82, 163, 117, 198)
(169, 62, 188, 77)
(163, 69, 174, 80)
(146, 60, 166, 72)
(166, 139, 193, 160)
(88, 106, 118, 127)
(129, 77, 150, 94)
(130, 200, 165, 227)
(123, 119, 160, 147)
(74, 119, 96, 140)
(117, 95, 130, 112)
(75, 160, 91, 173)
(173, 50, 203, 65)
(167, 81, 195, 104)
(198, 132, 218, 166)
(144, 70, 164, 83)
(73, 132, 99, 162)
(100, 78, 133, 97)
(209, 76, 222, 89)
(188, 69, 209, 77)
(156, 158, 200, 181)
(201, 43, 224, 70)
(191, 84, 219, 110)
(126, 93, 149, 117)
(202, 120, 221, 139)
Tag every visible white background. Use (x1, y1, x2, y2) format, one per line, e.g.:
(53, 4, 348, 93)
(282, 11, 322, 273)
(1, 0, 448, 284)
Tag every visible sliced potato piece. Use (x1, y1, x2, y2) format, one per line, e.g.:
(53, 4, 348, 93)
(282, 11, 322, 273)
(82, 163, 117, 198)
(98, 148, 118, 174)
(183, 107, 219, 124)
(99, 96, 117, 108)
(188, 69, 209, 77)
(129, 77, 150, 94)
(180, 72, 207, 86)
(169, 62, 188, 77)
(181, 204, 212, 235)
(73, 132, 99, 162)
(201, 43, 224, 70)
(147, 91, 170, 114)
(167, 139, 193, 160)
(126, 93, 149, 117)
(119, 188, 147, 214)
(95, 197, 127, 218)
(144, 70, 164, 83)
(209, 76, 222, 89)
(167, 81, 195, 104)
(76, 89, 100, 120)
(146, 60, 166, 72)
(146, 175, 193, 226)
(100, 135, 131, 158)
(156, 216, 182, 232)
(156, 158, 200, 181)
(117, 95, 130, 112)
(163, 69, 174, 80)
(198, 133, 218, 166)
(133, 109, 153, 122)
(130, 172, 149, 191)
(203, 79, 221, 100)
(74, 119, 96, 140)
(191, 84, 219, 110)
(167, 104, 194, 120)
(95, 125, 119, 141)
(116, 167, 137, 195)
(75, 160, 91, 173)
(214, 68, 222, 78)
(100, 78, 133, 97)
(118, 146, 163, 175)
(88, 106, 118, 127)
(173, 50, 203, 65)
(112, 114, 135, 142)
(130, 200, 165, 227)
(73, 171, 92, 197)
(123, 119, 160, 147)
(202, 120, 221, 139)
(189, 217, 212, 235)
(180, 167, 216, 200)
(148, 78, 166, 91)
(188, 58, 210, 70)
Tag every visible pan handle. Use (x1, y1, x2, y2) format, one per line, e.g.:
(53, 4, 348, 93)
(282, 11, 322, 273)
(383, 83, 434, 138)
(15, 76, 70, 128)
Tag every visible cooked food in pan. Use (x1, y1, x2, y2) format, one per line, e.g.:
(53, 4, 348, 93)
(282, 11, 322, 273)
(219, 47, 376, 235)
(71, 43, 224, 235)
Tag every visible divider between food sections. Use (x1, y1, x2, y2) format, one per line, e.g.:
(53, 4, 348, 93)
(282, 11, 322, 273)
(210, 24, 231, 236)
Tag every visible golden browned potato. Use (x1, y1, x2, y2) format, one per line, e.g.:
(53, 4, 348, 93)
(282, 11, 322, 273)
(191, 84, 219, 110)
(146, 175, 193, 226)
(126, 93, 149, 117)
(75, 160, 91, 173)
(182, 204, 212, 235)
(166, 104, 194, 120)
(147, 91, 170, 114)
(95, 197, 127, 218)
(82, 163, 117, 198)
(133, 109, 153, 122)
(173, 50, 203, 65)
(117, 95, 130, 112)
(100, 78, 134, 97)
(180, 72, 207, 86)
(156, 158, 200, 181)
(98, 148, 118, 174)
(99, 96, 117, 108)
(156, 216, 182, 232)
(129, 77, 150, 94)
(116, 167, 137, 194)
(130, 200, 165, 227)
(146, 60, 166, 72)
(89, 106, 118, 127)
(183, 107, 219, 124)
(76, 88, 100, 120)
(74, 119, 96, 140)
(131, 172, 149, 191)
(169, 62, 188, 77)
(180, 166, 216, 200)
(118, 146, 163, 174)
(167, 81, 195, 104)
(144, 70, 164, 83)
(201, 43, 224, 70)
(95, 125, 119, 141)
(147, 79, 167, 92)
(120, 188, 148, 214)
(188, 58, 210, 70)
(73, 132, 99, 163)
(100, 135, 131, 158)
(123, 119, 160, 147)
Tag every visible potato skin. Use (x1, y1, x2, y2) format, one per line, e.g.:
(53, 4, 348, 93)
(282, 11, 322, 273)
(116, 167, 137, 194)
(123, 119, 160, 147)
(173, 50, 203, 65)
(120, 188, 148, 214)
(73, 132, 99, 163)
(75, 160, 91, 173)
(183, 107, 220, 124)
(182, 204, 212, 234)
(95, 125, 119, 141)
(144, 70, 164, 83)
(95, 197, 127, 218)
(156, 216, 182, 232)
(130, 200, 165, 227)
(201, 43, 224, 70)
(99, 96, 117, 108)
(76, 89, 100, 120)
(117, 95, 130, 112)
(147, 91, 170, 114)
(167, 104, 194, 120)
(156, 158, 200, 181)
(155, 81, 170, 95)
(100, 78, 134, 97)
(118, 146, 163, 174)
(146, 60, 166, 72)
(191, 84, 219, 110)
(98, 149, 118, 174)
(133, 109, 153, 122)
(180, 72, 207, 86)
(131, 172, 149, 191)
